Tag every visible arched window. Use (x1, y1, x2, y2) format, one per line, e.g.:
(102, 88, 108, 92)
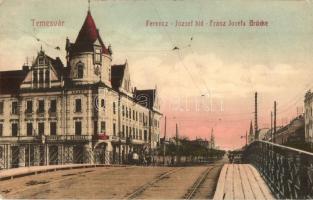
(77, 63, 84, 79)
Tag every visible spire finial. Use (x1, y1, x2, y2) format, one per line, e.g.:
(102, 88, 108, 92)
(88, 0, 90, 12)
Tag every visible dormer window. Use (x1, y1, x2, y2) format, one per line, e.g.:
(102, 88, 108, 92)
(33, 71, 38, 83)
(39, 69, 44, 83)
(38, 57, 44, 65)
(77, 62, 84, 79)
(94, 48, 102, 64)
(45, 70, 50, 83)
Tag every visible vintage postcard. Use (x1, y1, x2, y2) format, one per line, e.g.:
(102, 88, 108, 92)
(0, 0, 312, 199)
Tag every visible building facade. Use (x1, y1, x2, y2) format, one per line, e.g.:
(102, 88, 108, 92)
(305, 90, 313, 144)
(267, 115, 305, 146)
(0, 10, 162, 169)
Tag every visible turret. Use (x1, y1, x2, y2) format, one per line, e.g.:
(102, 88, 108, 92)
(67, 10, 112, 86)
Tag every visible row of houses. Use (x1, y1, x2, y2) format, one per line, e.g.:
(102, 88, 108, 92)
(248, 90, 313, 150)
(0, 9, 162, 169)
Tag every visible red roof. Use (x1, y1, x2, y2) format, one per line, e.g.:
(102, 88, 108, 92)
(75, 11, 98, 45)
(72, 11, 109, 55)
(111, 64, 126, 90)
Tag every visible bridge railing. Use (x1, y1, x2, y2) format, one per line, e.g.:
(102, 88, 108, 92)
(243, 140, 313, 199)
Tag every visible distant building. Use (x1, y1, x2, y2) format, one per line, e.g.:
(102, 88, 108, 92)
(190, 138, 209, 147)
(272, 115, 304, 145)
(305, 90, 313, 144)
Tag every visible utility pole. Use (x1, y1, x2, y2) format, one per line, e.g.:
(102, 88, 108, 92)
(176, 123, 179, 164)
(163, 116, 167, 166)
(176, 123, 178, 144)
(255, 92, 259, 140)
(271, 111, 273, 142)
(274, 101, 277, 143)
(210, 128, 214, 149)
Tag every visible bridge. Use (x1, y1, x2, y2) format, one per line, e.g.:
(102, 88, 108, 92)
(0, 141, 312, 199)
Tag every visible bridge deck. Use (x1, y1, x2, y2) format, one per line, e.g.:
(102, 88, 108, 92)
(213, 164, 274, 200)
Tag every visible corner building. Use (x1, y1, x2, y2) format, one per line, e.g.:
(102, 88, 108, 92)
(0, 10, 162, 168)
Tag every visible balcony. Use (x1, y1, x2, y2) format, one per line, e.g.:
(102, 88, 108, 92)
(45, 135, 92, 142)
(131, 139, 146, 145)
(0, 136, 38, 143)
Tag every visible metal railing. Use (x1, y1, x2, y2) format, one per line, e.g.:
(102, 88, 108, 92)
(243, 140, 313, 199)
(0, 143, 110, 170)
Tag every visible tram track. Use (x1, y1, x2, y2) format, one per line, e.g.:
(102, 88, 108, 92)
(183, 166, 217, 199)
(5, 166, 134, 197)
(125, 167, 185, 199)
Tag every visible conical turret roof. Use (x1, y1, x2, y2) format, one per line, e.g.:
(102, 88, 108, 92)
(72, 11, 109, 55)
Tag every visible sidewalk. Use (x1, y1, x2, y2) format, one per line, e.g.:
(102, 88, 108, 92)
(0, 164, 124, 180)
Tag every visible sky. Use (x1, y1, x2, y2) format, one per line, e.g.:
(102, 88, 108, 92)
(1, 0, 313, 149)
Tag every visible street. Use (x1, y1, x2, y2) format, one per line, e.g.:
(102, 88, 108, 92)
(0, 163, 224, 199)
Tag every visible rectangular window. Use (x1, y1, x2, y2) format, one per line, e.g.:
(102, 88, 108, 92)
(12, 102, 18, 114)
(75, 99, 82, 112)
(33, 71, 38, 83)
(50, 99, 56, 113)
(38, 58, 44, 65)
(94, 121, 98, 135)
(113, 123, 116, 136)
(0, 124, 3, 136)
(122, 125, 125, 137)
(27, 123, 32, 136)
(50, 122, 56, 136)
(26, 100, 33, 113)
(133, 110, 135, 120)
(38, 122, 44, 135)
(45, 70, 50, 83)
(129, 109, 131, 119)
(94, 48, 102, 64)
(12, 123, 18, 136)
(113, 102, 116, 114)
(126, 107, 128, 118)
(38, 100, 44, 113)
(101, 121, 106, 133)
(0, 101, 3, 114)
(39, 69, 44, 83)
(75, 121, 82, 135)
(122, 105, 125, 117)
